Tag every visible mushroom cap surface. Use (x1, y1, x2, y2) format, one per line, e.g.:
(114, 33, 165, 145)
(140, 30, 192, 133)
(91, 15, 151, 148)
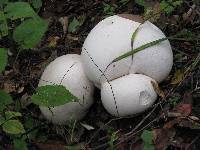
(101, 74, 157, 117)
(129, 21, 173, 82)
(81, 15, 173, 88)
(39, 54, 94, 124)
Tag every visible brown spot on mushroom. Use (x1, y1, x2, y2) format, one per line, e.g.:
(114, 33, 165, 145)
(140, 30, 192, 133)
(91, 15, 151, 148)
(117, 14, 144, 23)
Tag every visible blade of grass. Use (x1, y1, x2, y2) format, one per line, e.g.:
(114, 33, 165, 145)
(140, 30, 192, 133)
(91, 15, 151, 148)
(112, 37, 168, 63)
(131, 24, 142, 49)
(112, 36, 200, 63)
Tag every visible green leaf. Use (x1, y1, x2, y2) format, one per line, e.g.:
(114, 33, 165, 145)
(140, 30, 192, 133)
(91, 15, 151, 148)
(0, 116, 5, 125)
(141, 130, 155, 150)
(0, 48, 7, 73)
(13, 18, 48, 49)
(68, 18, 81, 33)
(4, 2, 37, 20)
(144, 145, 155, 150)
(2, 120, 25, 134)
(135, 0, 146, 7)
(31, 85, 79, 107)
(14, 138, 28, 150)
(112, 37, 168, 63)
(31, 0, 43, 10)
(160, 0, 183, 15)
(0, 0, 8, 7)
(65, 146, 77, 150)
(5, 111, 22, 120)
(0, 11, 8, 38)
(0, 90, 12, 111)
(141, 130, 153, 145)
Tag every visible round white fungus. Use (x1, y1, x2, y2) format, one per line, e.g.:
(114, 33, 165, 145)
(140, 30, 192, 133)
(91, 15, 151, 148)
(38, 54, 94, 124)
(81, 14, 173, 88)
(101, 74, 157, 117)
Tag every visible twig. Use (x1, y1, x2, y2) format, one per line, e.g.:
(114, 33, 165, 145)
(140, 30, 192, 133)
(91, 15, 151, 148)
(125, 104, 159, 137)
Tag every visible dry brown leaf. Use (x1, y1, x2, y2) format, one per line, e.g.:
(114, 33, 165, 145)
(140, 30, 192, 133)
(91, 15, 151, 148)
(174, 103, 192, 117)
(3, 81, 16, 93)
(152, 128, 176, 150)
(151, 81, 165, 98)
(59, 16, 69, 34)
(66, 34, 79, 41)
(171, 69, 184, 85)
(48, 36, 60, 47)
(179, 119, 200, 129)
(35, 140, 66, 150)
(164, 118, 181, 129)
(144, 2, 161, 22)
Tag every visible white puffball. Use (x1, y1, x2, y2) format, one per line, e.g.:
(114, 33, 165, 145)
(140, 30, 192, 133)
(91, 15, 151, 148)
(38, 54, 94, 124)
(129, 21, 173, 82)
(101, 74, 157, 117)
(81, 15, 173, 88)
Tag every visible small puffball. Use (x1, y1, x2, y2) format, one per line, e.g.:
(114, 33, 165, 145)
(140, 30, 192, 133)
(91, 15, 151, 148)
(39, 54, 94, 124)
(101, 74, 157, 117)
(81, 15, 173, 88)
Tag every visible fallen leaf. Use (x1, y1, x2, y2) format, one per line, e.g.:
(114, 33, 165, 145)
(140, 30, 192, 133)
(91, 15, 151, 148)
(152, 128, 176, 150)
(175, 103, 192, 116)
(144, 2, 161, 22)
(171, 69, 184, 84)
(59, 16, 69, 34)
(3, 80, 16, 93)
(48, 36, 60, 48)
(179, 119, 200, 129)
(35, 140, 66, 150)
(66, 34, 79, 41)
(151, 81, 165, 98)
(68, 18, 81, 33)
(164, 118, 181, 128)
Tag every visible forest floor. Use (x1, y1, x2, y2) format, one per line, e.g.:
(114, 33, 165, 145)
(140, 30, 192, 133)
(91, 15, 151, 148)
(0, 0, 200, 150)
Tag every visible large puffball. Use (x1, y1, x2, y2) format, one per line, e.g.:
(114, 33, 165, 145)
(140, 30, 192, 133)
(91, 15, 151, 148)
(81, 14, 173, 88)
(129, 21, 173, 82)
(101, 74, 157, 117)
(38, 54, 94, 124)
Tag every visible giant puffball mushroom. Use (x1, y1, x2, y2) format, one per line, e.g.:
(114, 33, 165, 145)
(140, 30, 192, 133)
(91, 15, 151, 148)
(81, 14, 173, 88)
(101, 74, 157, 117)
(38, 54, 94, 124)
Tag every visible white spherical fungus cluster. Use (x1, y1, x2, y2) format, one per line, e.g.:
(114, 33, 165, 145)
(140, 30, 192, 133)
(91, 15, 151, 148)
(38, 54, 94, 124)
(81, 14, 173, 117)
(38, 14, 173, 121)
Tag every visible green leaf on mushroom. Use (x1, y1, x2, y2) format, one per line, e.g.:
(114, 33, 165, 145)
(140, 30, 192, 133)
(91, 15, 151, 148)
(31, 85, 79, 107)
